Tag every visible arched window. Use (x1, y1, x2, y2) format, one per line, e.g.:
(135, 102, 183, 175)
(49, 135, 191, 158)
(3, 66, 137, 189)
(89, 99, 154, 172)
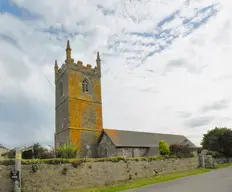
(82, 78, 89, 93)
(59, 82, 63, 97)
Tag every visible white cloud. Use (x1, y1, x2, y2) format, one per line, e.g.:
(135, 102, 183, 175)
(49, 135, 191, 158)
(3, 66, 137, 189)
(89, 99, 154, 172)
(1, 0, 232, 148)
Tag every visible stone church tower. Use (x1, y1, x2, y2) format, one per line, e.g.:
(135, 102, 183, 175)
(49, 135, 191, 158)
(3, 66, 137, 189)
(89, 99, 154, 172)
(54, 40, 103, 158)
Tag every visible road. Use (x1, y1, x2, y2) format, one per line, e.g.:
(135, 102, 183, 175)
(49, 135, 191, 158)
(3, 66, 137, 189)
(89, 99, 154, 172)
(125, 166, 232, 192)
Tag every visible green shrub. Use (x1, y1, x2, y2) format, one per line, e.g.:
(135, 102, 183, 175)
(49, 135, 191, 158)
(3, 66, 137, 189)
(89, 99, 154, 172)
(56, 144, 78, 158)
(71, 159, 86, 168)
(2, 154, 191, 166)
(176, 152, 195, 158)
(170, 144, 194, 158)
(159, 140, 170, 156)
(206, 150, 223, 158)
(0, 159, 15, 165)
(6, 150, 15, 159)
(62, 166, 68, 175)
(197, 147, 203, 154)
(31, 163, 39, 172)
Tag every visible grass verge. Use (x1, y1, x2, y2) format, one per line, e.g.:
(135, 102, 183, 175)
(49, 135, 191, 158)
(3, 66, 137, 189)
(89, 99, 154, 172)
(66, 168, 211, 192)
(66, 163, 232, 192)
(215, 162, 232, 169)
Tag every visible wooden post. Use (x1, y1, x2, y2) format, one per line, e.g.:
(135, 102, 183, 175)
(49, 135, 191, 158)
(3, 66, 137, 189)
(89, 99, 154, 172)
(14, 148, 21, 192)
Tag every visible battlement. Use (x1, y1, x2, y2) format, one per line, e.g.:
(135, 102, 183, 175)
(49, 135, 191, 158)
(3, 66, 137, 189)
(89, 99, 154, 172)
(54, 40, 101, 81)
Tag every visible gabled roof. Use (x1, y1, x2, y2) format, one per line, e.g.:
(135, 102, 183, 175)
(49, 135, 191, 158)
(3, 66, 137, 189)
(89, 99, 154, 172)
(0, 144, 8, 150)
(100, 128, 197, 148)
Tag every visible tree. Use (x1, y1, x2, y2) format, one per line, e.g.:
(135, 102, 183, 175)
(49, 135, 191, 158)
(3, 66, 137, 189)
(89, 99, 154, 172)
(158, 140, 170, 156)
(201, 127, 232, 157)
(22, 143, 55, 159)
(220, 130, 232, 157)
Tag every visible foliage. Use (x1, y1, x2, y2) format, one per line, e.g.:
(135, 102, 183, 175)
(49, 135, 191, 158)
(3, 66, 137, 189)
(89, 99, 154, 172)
(22, 143, 55, 159)
(197, 147, 203, 154)
(169, 144, 194, 158)
(62, 166, 68, 175)
(72, 159, 87, 168)
(55, 144, 78, 159)
(4, 143, 55, 159)
(1, 154, 196, 166)
(0, 159, 15, 165)
(31, 163, 39, 172)
(158, 140, 170, 156)
(21, 158, 74, 165)
(206, 150, 223, 158)
(6, 150, 15, 159)
(220, 130, 232, 157)
(201, 127, 232, 157)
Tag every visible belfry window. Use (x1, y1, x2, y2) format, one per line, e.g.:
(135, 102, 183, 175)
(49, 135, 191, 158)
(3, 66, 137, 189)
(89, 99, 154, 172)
(82, 79, 89, 93)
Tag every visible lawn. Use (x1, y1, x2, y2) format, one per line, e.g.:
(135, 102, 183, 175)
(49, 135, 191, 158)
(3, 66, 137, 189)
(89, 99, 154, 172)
(215, 162, 232, 169)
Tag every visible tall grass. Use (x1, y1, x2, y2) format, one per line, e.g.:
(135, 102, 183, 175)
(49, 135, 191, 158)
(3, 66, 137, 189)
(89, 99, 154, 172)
(56, 144, 78, 158)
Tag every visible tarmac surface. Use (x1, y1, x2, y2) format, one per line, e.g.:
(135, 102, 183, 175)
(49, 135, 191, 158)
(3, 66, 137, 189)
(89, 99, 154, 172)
(125, 166, 232, 192)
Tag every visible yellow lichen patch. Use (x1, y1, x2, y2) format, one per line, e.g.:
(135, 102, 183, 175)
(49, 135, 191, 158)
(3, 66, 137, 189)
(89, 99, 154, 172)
(105, 129, 120, 142)
(74, 72, 80, 98)
(68, 72, 75, 97)
(76, 100, 82, 128)
(95, 131, 101, 141)
(68, 98, 77, 127)
(77, 100, 91, 128)
(82, 92, 90, 101)
(96, 105, 103, 132)
(69, 129, 81, 150)
(93, 79, 101, 102)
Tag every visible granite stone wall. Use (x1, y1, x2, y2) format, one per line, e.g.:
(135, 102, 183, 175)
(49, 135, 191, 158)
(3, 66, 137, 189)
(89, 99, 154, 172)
(0, 165, 14, 192)
(214, 157, 232, 164)
(0, 157, 198, 192)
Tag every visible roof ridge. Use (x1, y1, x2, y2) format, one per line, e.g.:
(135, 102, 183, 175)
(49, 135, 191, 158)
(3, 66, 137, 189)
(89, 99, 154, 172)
(103, 128, 184, 136)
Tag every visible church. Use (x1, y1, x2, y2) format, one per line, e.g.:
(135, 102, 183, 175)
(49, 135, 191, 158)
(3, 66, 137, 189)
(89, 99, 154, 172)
(54, 41, 197, 158)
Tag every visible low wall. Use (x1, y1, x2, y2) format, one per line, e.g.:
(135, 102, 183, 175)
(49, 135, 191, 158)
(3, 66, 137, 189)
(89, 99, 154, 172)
(0, 157, 198, 192)
(0, 164, 14, 192)
(214, 157, 232, 164)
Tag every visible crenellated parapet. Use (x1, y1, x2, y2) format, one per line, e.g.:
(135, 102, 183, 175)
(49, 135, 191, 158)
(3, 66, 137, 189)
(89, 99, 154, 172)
(54, 40, 101, 82)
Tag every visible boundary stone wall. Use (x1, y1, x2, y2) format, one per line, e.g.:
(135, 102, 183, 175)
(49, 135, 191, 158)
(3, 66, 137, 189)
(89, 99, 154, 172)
(0, 157, 198, 192)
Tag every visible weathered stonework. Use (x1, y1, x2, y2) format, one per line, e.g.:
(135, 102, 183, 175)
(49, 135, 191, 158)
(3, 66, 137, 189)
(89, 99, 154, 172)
(0, 157, 199, 192)
(214, 157, 232, 164)
(98, 134, 160, 158)
(116, 147, 148, 158)
(54, 42, 103, 157)
(98, 133, 117, 157)
(0, 165, 14, 192)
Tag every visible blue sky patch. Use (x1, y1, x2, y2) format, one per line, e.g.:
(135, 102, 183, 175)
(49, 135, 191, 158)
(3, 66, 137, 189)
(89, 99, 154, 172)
(0, 0, 39, 20)
(120, 3, 221, 69)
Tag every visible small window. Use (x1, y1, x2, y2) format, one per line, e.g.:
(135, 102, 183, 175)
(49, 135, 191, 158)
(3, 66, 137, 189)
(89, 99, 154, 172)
(82, 78, 89, 93)
(59, 82, 63, 97)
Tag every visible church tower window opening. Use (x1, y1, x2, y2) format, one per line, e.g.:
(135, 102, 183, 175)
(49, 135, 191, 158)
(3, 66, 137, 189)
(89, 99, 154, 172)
(82, 78, 89, 93)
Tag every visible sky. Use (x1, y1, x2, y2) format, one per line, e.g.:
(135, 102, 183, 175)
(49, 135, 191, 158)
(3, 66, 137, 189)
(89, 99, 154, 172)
(0, 0, 232, 149)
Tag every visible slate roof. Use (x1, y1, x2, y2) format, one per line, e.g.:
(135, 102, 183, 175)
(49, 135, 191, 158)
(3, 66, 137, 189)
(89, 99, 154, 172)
(101, 129, 197, 148)
(0, 144, 8, 149)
